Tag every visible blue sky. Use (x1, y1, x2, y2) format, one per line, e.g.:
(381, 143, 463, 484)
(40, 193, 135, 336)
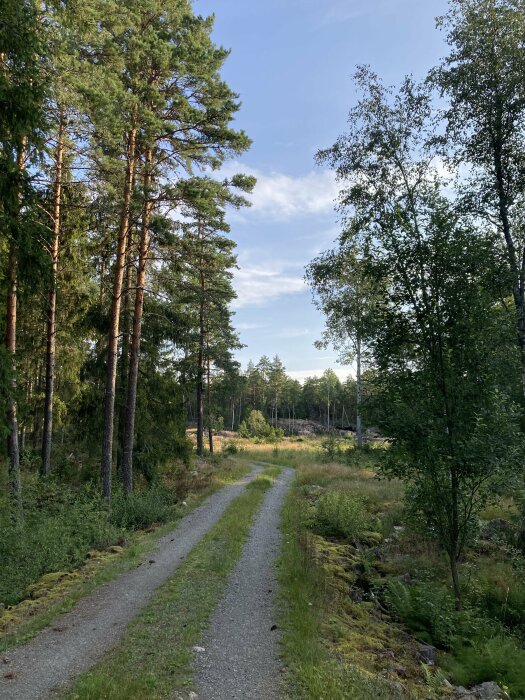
(197, 0, 449, 382)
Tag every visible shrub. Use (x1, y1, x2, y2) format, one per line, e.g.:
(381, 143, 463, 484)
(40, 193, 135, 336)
(382, 579, 457, 649)
(239, 410, 271, 438)
(447, 636, 525, 698)
(313, 490, 369, 540)
(223, 439, 240, 455)
(0, 479, 119, 606)
(0, 479, 181, 606)
(319, 435, 344, 461)
(238, 410, 283, 442)
(109, 486, 174, 530)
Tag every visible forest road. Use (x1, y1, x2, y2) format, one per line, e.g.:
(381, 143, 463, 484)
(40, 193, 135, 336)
(0, 465, 263, 700)
(193, 467, 294, 700)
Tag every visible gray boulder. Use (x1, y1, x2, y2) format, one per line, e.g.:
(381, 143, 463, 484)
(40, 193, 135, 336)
(454, 681, 510, 699)
(416, 643, 438, 666)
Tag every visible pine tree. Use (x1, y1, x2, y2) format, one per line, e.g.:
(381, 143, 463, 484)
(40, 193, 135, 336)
(1, 0, 46, 518)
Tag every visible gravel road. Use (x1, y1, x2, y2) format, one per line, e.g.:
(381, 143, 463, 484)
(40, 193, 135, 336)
(0, 466, 262, 700)
(193, 467, 294, 700)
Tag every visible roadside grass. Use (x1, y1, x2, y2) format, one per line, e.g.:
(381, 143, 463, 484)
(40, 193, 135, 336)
(278, 442, 525, 699)
(0, 457, 252, 651)
(278, 483, 408, 699)
(64, 467, 280, 700)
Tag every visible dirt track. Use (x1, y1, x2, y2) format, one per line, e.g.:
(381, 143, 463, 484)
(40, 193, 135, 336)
(194, 467, 294, 699)
(0, 466, 262, 700)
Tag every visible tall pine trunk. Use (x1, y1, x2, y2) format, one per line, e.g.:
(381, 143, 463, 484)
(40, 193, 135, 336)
(41, 117, 65, 476)
(196, 222, 205, 456)
(121, 150, 153, 494)
(356, 336, 363, 448)
(196, 305, 205, 456)
(207, 344, 213, 454)
(117, 224, 135, 474)
(100, 125, 137, 499)
(6, 143, 26, 522)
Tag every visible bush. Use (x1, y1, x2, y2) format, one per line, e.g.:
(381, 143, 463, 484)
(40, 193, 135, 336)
(238, 410, 283, 442)
(313, 490, 369, 540)
(109, 486, 174, 530)
(382, 579, 457, 649)
(0, 479, 180, 606)
(0, 479, 119, 606)
(319, 435, 344, 461)
(223, 439, 240, 455)
(447, 635, 525, 698)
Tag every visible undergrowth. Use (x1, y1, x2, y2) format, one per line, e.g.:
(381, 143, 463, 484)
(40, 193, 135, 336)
(279, 445, 525, 699)
(0, 457, 249, 609)
(66, 467, 280, 699)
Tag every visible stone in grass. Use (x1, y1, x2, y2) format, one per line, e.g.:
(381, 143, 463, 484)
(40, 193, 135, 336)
(416, 644, 438, 666)
(454, 682, 510, 699)
(480, 519, 518, 542)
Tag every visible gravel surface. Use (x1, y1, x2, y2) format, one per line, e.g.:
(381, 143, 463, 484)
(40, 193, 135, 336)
(0, 466, 262, 700)
(194, 467, 294, 700)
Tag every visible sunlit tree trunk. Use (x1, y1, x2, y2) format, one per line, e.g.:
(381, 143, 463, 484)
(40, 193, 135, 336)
(207, 345, 213, 453)
(101, 124, 137, 499)
(196, 221, 205, 456)
(121, 149, 153, 494)
(42, 117, 66, 476)
(117, 224, 135, 474)
(6, 143, 26, 522)
(356, 336, 363, 448)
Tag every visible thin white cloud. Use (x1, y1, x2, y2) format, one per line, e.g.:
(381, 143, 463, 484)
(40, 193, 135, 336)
(277, 328, 312, 339)
(220, 162, 338, 221)
(251, 170, 337, 218)
(232, 264, 305, 309)
(236, 322, 268, 331)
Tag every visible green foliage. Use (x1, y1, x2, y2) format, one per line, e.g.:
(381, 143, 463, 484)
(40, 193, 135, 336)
(383, 579, 457, 649)
(382, 575, 525, 697)
(239, 409, 271, 438)
(446, 636, 525, 698)
(470, 560, 525, 633)
(315, 66, 525, 605)
(319, 434, 344, 461)
(0, 479, 120, 606)
(238, 409, 283, 442)
(222, 439, 241, 455)
(312, 490, 369, 540)
(109, 487, 175, 531)
(0, 476, 187, 606)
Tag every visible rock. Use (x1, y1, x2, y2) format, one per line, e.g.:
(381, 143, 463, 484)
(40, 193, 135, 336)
(454, 682, 510, 699)
(350, 589, 363, 603)
(192, 646, 206, 653)
(417, 643, 438, 665)
(481, 518, 518, 542)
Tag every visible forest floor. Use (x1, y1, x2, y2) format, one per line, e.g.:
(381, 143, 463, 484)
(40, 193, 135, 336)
(2, 437, 524, 699)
